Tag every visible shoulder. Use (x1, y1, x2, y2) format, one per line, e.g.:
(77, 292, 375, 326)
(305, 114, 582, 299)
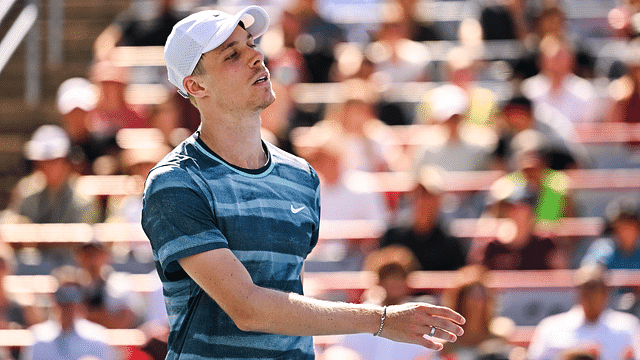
(603, 309, 640, 332)
(75, 318, 110, 343)
(566, 74, 596, 100)
(29, 320, 61, 342)
(144, 139, 205, 195)
(268, 142, 319, 187)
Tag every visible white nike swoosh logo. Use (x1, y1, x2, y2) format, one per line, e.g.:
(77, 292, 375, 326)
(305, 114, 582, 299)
(291, 205, 305, 214)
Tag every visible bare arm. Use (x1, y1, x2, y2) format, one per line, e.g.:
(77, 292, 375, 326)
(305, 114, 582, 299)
(178, 248, 465, 350)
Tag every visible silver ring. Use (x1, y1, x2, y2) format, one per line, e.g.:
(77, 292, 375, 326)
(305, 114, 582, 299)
(428, 326, 436, 337)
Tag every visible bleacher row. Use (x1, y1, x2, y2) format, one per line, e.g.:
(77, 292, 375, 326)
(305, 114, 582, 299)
(1, 269, 639, 348)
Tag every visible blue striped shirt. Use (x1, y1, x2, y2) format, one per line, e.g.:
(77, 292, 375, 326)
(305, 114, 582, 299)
(142, 133, 320, 359)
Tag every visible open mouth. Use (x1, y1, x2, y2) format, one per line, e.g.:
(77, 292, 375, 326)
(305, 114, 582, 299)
(253, 75, 268, 85)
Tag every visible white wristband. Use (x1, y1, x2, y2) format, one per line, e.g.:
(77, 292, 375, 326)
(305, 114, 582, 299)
(374, 306, 387, 336)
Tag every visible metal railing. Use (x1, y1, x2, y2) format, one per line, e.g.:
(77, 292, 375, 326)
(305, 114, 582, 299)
(0, 0, 40, 108)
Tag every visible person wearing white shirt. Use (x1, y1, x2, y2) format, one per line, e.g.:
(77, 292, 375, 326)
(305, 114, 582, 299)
(21, 280, 115, 360)
(527, 263, 640, 360)
(521, 35, 599, 128)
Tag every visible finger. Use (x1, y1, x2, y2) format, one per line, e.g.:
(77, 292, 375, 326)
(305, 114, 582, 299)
(427, 315, 465, 337)
(414, 334, 444, 351)
(422, 325, 458, 343)
(420, 304, 466, 325)
(414, 311, 465, 337)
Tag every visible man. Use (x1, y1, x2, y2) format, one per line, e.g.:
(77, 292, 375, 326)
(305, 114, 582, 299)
(74, 241, 141, 329)
(141, 6, 465, 359)
(527, 263, 640, 360)
(21, 267, 114, 360)
(378, 165, 467, 271)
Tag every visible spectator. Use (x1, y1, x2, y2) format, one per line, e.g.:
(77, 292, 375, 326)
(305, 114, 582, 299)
(521, 35, 599, 126)
(94, 0, 184, 61)
(366, 2, 431, 83)
(491, 130, 576, 223)
(294, 123, 389, 271)
(106, 144, 171, 224)
(435, 265, 512, 360)
(378, 166, 467, 271)
(414, 84, 496, 172)
(286, 0, 345, 83)
(413, 84, 496, 221)
(20, 266, 115, 360)
(581, 197, 640, 269)
(16, 125, 100, 225)
(527, 263, 640, 360)
(388, 0, 441, 42)
(470, 181, 561, 270)
(326, 79, 390, 173)
(55, 77, 99, 174)
(479, 0, 528, 41)
(0, 244, 34, 360)
(360, 245, 421, 307)
(608, 0, 640, 40)
(74, 241, 141, 329)
(606, 39, 640, 149)
(87, 59, 149, 157)
(493, 95, 580, 172)
(420, 46, 498, 128)
(338, 246, 433, 360)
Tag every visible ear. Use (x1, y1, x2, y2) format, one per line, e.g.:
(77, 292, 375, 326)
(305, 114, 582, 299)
(183, 75, 208, 99)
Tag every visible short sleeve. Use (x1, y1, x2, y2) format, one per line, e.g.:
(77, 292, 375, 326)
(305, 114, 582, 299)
(142, 166, 229, 278)
(308, 164, 321, 254)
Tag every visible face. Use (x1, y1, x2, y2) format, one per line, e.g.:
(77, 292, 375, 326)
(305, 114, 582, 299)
(578, 282, 608, 322)
(187, 26, 275, 117)
(613, 219, 640, 253)
(36, 158, 71, 189)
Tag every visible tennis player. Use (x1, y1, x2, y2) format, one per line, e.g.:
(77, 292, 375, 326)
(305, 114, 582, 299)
(141, 6, 465, 359)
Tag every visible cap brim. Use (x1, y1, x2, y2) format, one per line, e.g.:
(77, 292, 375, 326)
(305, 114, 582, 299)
(202, 6, 270, 54)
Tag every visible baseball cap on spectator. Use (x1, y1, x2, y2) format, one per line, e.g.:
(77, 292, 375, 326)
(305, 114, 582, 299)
(90, 59, 129, 84)
(56, 77, 97, 115)
(24, 125, 71, 161)
(164, 6, 270, 98)
(574, 263, 607, 288)
(429, 84, 469, 123)
(54, 283, 83, 304)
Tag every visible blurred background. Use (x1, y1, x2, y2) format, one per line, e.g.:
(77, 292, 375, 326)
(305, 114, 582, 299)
(0, 0, 640, 359)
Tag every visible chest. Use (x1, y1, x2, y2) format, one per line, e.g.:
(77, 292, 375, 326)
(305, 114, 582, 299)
(208, 176, 318, 259)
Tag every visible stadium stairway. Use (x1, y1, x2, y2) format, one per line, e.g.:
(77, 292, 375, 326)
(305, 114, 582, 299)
(0, 0, 129, 209)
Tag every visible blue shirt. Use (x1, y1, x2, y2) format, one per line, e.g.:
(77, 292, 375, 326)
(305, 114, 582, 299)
(142, 133, 320, 359)
(582, 237, 640, 269)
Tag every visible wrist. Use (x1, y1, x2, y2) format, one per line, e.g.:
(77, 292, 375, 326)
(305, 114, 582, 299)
(373, 305, 387, 336)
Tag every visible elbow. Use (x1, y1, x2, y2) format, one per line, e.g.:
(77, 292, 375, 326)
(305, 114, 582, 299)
(225, 288, 269, 333)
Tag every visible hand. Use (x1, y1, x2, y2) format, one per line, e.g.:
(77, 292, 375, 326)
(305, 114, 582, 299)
(380, 302, 465, 351)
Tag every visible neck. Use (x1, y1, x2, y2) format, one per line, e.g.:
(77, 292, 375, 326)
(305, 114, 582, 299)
(198, 111, 266, 169)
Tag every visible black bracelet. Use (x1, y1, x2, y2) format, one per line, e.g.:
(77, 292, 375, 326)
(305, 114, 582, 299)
(374, 306, 387, 336)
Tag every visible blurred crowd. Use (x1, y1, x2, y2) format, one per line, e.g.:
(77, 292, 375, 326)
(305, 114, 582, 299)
(1, 0, 640, 359)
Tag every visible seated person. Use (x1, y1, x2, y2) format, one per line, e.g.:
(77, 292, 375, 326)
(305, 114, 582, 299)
(74, 241, 141, 329)
(581, 197, 640, 269)
(527, 263, 640, 359)
(378, 166, 467, 271)
(470, 185, 561, 270)
(16, 125, 100, 224)
(436, 265, 513, 360)
(21, 266, 115, 360)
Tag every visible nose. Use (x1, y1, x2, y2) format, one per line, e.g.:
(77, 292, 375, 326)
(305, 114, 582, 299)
(248, 46, 264, 67)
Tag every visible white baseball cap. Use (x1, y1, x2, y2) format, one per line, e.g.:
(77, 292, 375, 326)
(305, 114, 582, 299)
(56, 77, 97, 115)
(24, 125, 71, 161)
(164, 6, 270, 98)
(429, 84, 469, 123)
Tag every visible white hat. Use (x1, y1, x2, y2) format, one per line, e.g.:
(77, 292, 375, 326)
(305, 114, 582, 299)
(430, 84, 469, 123)
(56, 77, 97, 115)
(24, 125, 71, 161)
(164, 6, 270, 98)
